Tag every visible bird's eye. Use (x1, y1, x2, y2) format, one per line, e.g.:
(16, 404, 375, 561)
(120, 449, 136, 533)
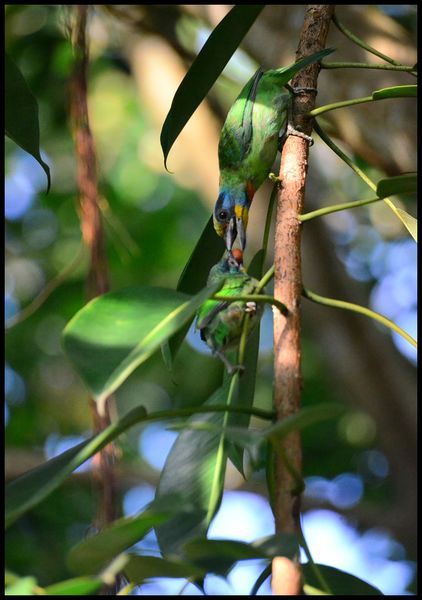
(228, 257, 238, 268)
(216, 209, 229, 223)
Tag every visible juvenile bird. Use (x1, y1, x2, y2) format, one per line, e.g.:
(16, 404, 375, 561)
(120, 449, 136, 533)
(213, 48, 334, 250)
(196, 249, 263, 374)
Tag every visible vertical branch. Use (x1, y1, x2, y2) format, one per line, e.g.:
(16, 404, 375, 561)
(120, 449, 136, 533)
(272, 0, 334, 546)
(70, 5, 116, 529)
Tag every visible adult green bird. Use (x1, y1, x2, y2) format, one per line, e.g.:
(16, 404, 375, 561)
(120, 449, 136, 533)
(196, 249, 263, 373)
(213, 47, 334, 250)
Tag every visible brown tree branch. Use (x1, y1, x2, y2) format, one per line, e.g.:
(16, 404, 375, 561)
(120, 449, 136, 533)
(70, 5, 116, 533)
(272, 0, 335, 558)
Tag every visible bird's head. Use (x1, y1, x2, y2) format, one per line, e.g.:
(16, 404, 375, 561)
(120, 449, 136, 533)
(213, 182, 255, 251)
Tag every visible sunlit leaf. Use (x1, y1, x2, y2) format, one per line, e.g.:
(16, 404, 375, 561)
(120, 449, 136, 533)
(302, 563, 383, 595)
(154, 381, 232, 555)
(384, 203, 417, 241)
(160, 5, 264, 168)
(5, 53, 51, 192)
(44, 577, 102, 596)
(5, 576, 37, 595)
(63, 283, 221, 401)
(67, 508, 174, 575)
(376, 175, 417, 242)
(372, 84, 417, 99)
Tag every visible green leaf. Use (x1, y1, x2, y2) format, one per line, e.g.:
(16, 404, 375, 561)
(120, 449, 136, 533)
(154, 381, 232, 555)
(5, 438, 90, 528)
(385, 203, 417, 241)
(302, 563, 383, 595)
(67, 508, 173, 575)
(44, 577, 102, 596)
(166, 216, 225, 363)
(372, 84, 417, 99)
(226, 249, 265, 475)
(377, 173, 417, 198)
(124, 555, 205, 584)
(5, 576, 38, 595)
(5, 53, 51, 192)
(177, 216, 225, 295)
(376, 174, 418, 241)
(160, 5, 264, 168)
(182, 533, 298, 576)
(183, 539, 267, 575)
(63, 283, 221, 401)
(5, 405, 146, 528)
(171, 403, 345, 448)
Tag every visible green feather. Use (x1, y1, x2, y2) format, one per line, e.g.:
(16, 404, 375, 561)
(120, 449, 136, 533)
(196, 252, 263, 368)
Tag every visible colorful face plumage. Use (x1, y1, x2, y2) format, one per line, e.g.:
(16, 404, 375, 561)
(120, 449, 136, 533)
(213, 188, 252, 251)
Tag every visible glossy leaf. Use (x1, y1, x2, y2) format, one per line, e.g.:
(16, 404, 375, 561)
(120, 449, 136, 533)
(63, 283, 221, 401)
(154, 381, 232, 555)
(5, 53, 51, 191)
(124, 555, 205, 584)
(377, 173, 417, 198)
(67, 508, 173, 575)
(44, 577, 102, 596)
(160, 5, 264, 168)
(372, 84, 417, 99)
(376, 175, 418, 242)
(302, 563, 383, 595)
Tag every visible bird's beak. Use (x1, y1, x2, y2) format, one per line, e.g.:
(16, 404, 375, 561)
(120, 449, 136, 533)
(225, 216, 236, 250)
(236, 215, 246, 250)
(225, 213, 247, 251)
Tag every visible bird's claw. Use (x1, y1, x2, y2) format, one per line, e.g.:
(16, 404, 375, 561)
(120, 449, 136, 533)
(227, 363, 246, 376)
(268, 172, 282, 187)
(245, 301, 257, 315)
(286, 122, 314, 146)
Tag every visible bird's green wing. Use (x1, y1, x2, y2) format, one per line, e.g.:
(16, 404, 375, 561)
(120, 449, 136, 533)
(219, 68, 264, 169)
(196, 299, 228, 330)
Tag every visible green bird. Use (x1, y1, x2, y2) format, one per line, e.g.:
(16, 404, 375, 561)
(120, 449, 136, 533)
(196, 249, 263, 373)
(213, 47, 334, 250)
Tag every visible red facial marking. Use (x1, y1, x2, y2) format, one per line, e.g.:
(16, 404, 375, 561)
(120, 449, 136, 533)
(246, 181, 256, 202)
(231, 248, 243, 264)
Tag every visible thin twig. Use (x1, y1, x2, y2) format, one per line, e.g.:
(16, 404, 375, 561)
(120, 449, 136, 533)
(70, 5, 116, 539)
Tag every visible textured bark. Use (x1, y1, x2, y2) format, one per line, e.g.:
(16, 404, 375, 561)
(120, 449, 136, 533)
(70, 5, 116, 533)
(272, 4, 335, 542)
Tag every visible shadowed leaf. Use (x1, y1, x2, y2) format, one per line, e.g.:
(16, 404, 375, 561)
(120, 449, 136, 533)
(5, 53, 51, 191)
(160, 5, 264, 168)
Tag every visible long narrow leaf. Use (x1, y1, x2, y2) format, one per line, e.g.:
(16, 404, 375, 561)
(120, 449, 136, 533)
(67, 509, 173, 575)
(377, 173, 417, 199)
(160, 5, 264, 168)
(5, 53, 51, 191)
(154, 381, 232, 556)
